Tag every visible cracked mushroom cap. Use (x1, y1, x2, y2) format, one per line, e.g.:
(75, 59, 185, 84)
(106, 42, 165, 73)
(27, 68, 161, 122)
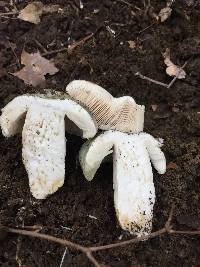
(66, 80, 145, 133)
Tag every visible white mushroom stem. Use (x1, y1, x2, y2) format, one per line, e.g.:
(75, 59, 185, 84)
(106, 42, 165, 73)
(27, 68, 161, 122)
(79, 131, 166, 236)
(0, 94, 97, 199)
(66, 80, 145, 133)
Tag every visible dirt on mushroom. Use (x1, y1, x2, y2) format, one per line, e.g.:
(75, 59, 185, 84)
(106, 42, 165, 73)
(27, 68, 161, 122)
(0, 0, 200, 267)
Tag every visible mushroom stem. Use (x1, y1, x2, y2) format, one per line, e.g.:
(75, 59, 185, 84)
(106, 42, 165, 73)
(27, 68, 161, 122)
(22, 104, 66, 199)
(0, 92, 97, 199)
(79, 131, 166, 236)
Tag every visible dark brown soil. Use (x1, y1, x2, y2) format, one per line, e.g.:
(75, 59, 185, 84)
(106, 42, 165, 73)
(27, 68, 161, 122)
(0, 0, 200, 266)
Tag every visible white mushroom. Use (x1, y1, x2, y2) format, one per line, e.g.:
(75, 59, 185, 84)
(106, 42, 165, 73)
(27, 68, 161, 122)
(0, 93, 97, 199)
(79, 130, 166, 236)
(66, 80, 145, 133)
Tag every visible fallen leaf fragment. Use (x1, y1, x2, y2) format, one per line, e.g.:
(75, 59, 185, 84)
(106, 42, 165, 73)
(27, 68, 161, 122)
(127, 40, 136, 49)
(12, 50, 59, 86)
(167, 162, 178, 170)
(18, 1, 60, 24)
(18, 2, 43, 24)
(162, 48, 186, 79)
(151, 105, 158, 111)
(158, 7, 172, 22)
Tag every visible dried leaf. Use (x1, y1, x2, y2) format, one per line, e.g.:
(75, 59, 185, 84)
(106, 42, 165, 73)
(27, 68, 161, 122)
(151, 105, 158, 111)
(158, 7, 172, 22)
(18, 1, 60, 24)
(18, 2, 44, 24)
(167, 162, 178, 170)
(172, 106, 179, 112)
(127, 40, 136, 49)
(12, 50, 59, 86)
(162, 48, 186, 79)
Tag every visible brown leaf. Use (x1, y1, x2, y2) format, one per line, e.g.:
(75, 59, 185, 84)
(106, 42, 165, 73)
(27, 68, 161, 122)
(158, 7, 172, 22)
(127, 40, 136, 49)
(151, 105, 158, 111)
(18, 2, 44, 24)
(162, 48, 186, 79)
(167, 162, 178, 170)
(18, 2, 60, 24)
(12, 50, 59, 87)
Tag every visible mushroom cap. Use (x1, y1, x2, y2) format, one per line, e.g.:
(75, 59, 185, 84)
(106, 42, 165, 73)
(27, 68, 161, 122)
(0, 91, 97, 139)
(66, 80, 145, 133)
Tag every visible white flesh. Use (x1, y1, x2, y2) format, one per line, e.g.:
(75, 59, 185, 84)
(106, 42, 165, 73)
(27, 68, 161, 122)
(79, 131, 166, 236)
(22, 104, 66, 199)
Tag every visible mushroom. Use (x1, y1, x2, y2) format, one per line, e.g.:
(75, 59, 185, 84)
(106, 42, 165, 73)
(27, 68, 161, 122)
(66, 80, 145, 133)
(0, 92, 97, 199)
(79, 130, 166, 236)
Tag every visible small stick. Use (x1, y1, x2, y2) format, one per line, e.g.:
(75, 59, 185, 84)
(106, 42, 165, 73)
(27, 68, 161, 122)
(67, 32, 94, 54)
(42, 47, 68, 57)
(135, 59, 188, 89)
(116, 0, 132, 6)
(35, 39, 48, 53)
(0, 11, 19, 16)
(138, 22, 156, 34)
(3, 206, 200, 267)
(135, 72, 168, 87)
(42, 33, 94, 57)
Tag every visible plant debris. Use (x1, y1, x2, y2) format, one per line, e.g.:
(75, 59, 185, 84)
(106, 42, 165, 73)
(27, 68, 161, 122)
(162, 48, 186, 79)
(12, 50, 59, 86)
(158, 7, 172, 22)
(18, 1, 60, 24)
(127, 40, 136, 49)
(167, 162, 178, 170)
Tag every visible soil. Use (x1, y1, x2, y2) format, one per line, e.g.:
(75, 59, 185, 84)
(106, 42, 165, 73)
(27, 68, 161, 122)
(0, 0, 200, 266)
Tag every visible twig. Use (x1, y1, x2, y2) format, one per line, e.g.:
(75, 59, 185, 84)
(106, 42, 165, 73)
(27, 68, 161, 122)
(135, 60, 188, 88)
(116, 0, 132, 6)
(41, 47, 68, 57)
(68, 32, 94, 54)
(135, 72, 168, 87)
(35, 39, 48, 53)
(2, 207, 200, 267)
(42, 27, 103, 57)
(138, 22, 156, 34)
(42, 33, 94, 57)
(59, 248, 68, 267)
(0, 11, 19, 16)
(15, 237, 22, 267)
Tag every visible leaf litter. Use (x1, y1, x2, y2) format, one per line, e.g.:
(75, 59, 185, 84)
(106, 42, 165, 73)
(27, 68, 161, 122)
(162, 48, 186, 79)
(18, 1, 61, 24)
(12, 50, 59, 86)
